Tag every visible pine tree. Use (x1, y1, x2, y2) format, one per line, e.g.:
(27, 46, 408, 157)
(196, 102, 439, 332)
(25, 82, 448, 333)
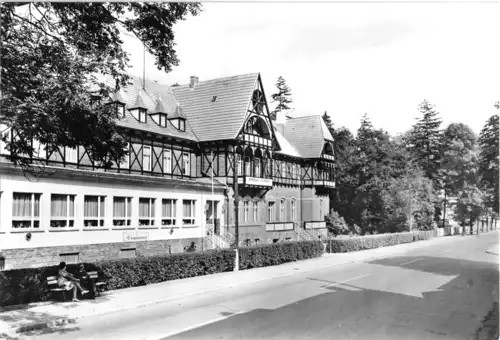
(478, 111, 499, 214)
(409, 100, 443, 184)
(322, 111, 333, 131)
(270, 76, 293, 121)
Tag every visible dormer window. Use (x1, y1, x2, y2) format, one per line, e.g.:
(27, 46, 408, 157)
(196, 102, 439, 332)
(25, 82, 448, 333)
(111, 103, 126, 118)
(179, 119, 185, 132)
(138, 108, 147, 123)
(159, 114, 167, 127)
(170, 102, 187, 132)
(130, 93, 148, 123)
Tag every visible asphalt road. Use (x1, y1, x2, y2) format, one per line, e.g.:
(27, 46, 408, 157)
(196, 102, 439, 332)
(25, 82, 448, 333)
(21, 233, 499, 340)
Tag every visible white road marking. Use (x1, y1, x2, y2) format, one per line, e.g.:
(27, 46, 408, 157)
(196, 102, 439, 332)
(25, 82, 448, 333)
(338, 273, 371, 284)
(147, 311, 246, 340)
(400, 258, 423, 266)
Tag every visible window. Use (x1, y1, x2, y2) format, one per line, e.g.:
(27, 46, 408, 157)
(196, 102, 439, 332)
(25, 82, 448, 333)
(113, 197, 131, 226)
(120, 143, 130, 169)
(139, 198, 155, 226)
(160, 114, 167, 127)
(162, 199, 177, 226)
(236, 154, 243, 176)
(60, 253, 79, 264)
(254, 158, 261, 177)
(120, 248, 136, 259)
(291, 199, 296, 221)
(267, 201, 275, 223)
(252, 201, 258, 222)
(12, 193, 41, 229)
(50, 194, 75, 228)
(244, 201, 249, 223)
(65, 147, 77, 163)
(182, 153, 190, 176)
(179, 119, 185, 132)
(33, 140, 46, 159)
(280, 198, 286, 221)
(163, 149, 172, 174)
(143, 146, 151, 172)
(319, 199, 324, 221)
(84, 195, 105, 227)
(117, 104, 125, 118)
(139, 109, 147, 123)
(267, 159, 272, 177)
(244, 157, 251, 176)
(182, 200, 196, 225)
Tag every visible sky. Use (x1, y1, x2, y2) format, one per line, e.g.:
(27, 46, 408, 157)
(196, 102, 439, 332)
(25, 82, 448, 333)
(124, 2, 499, 136)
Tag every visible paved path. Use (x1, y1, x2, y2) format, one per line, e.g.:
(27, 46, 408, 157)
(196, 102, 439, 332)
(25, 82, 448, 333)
(3, 232, 497, 340)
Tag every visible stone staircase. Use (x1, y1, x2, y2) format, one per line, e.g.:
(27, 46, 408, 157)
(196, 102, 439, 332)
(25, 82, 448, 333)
(205, 226, 235, 249)
(295, 226, 317, 241)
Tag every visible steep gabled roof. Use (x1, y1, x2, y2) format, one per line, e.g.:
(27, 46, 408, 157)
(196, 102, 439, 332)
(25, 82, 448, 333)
(272, 123, 301, 158)
(97, 75, 198, 142)
(173, 73, 259, 142)
(284, 115, 334, 158)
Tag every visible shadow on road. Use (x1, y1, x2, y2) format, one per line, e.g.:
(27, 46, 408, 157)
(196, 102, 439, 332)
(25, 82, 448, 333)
(166, 256, 499, 340)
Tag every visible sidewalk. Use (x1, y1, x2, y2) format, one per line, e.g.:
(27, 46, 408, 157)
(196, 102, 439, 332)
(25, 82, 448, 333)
(0, 234, 486, 336)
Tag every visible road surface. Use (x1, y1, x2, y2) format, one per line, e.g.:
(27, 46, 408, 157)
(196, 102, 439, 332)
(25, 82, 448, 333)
(20, 233, 499, 340)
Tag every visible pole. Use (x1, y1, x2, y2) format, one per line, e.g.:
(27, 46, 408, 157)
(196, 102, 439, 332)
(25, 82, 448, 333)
(211, 151, 215, 247)
(233, 149, 240, 271)
(442, 191, 447, 228)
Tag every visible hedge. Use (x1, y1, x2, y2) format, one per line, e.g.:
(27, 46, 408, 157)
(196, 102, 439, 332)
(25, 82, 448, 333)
(326, 232, 415, 253)
(0, 240, 323, 307)
(239, 240, 324, 270)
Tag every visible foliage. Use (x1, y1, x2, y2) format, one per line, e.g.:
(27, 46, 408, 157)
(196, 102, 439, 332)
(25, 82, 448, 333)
(1, 2, 201, 170)
(325, 232, 415, 253)
(478, 113, 499, 214)
(325, 209, 349, 236)
(238, 240, 324, 270)
(322, 111, 333, 131)
(270, 76, 293, 121)
(409, 100, 443, 185)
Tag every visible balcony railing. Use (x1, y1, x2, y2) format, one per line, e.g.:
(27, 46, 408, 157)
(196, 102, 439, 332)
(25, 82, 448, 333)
(237, 176, 273, 188)
(265, 222, 294, 231)
(321, 154, 335, 161)
(303, 179, 336, 188)
(304, 221, 326, 229)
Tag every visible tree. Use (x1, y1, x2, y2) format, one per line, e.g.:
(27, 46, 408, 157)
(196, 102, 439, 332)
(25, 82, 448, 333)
(325, 210, 349, 236)
(478, 112, 499, 214)
(270, 76, 293, 121)
(438, 123, 482, 227)
(322, 111, 333, 131)
(409, 100, 443, 185)
(1, 3, 202, 170)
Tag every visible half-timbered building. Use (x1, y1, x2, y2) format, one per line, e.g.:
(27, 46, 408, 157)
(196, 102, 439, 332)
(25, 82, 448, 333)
(0, 72, 335, 270)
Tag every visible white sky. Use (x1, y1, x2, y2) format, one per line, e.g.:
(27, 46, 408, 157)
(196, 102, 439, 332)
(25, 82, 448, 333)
(124, 2, 500, 136)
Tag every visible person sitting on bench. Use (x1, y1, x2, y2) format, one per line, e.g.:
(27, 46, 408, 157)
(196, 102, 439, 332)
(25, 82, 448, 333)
(76, 263, 97, 298)
(57, 262, 88, 302)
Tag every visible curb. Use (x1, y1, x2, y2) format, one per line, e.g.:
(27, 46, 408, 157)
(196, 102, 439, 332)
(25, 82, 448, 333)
(3, 234, 477, 335)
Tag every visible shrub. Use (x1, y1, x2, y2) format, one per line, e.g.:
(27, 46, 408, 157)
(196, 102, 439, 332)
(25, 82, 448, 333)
(239, 240, 323, 270)
(94, 249, 234, 291)
(413, 229, 437, 240)
(325, 210, 349, 236)
(326, 232, 414, 253)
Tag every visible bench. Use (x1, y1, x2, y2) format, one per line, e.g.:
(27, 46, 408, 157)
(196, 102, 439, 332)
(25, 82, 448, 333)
(46, 276, 69, 302)
(87, 271, 106, 297)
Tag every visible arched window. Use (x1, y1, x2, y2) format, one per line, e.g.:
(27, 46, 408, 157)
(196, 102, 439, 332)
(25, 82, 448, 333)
(254, 149, 262, 178)
(280, 198, 286, 222)
(244, 147, 253, 176)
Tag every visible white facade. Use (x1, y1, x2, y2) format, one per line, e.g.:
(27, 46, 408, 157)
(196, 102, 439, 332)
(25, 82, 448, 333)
(0, 170, 225, 250)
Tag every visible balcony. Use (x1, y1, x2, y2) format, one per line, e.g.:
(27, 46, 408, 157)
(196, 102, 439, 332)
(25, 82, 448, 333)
(321, 154, 335, 161)
(266, 222, 294, 231)
(304, 221, 326, 229)
(303, 179, 336, 188)
(237, 176, 273, 188)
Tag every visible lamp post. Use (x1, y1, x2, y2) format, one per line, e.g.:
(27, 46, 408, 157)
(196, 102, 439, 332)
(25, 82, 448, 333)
(233, 149, 240, 271)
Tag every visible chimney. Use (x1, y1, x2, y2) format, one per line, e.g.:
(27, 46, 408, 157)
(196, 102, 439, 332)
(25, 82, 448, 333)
(189, 76, 199, 89)
(276, 123, 285, 136)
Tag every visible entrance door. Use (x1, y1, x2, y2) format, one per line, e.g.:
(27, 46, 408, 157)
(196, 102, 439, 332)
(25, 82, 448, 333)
(206, 200, 220, 235)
